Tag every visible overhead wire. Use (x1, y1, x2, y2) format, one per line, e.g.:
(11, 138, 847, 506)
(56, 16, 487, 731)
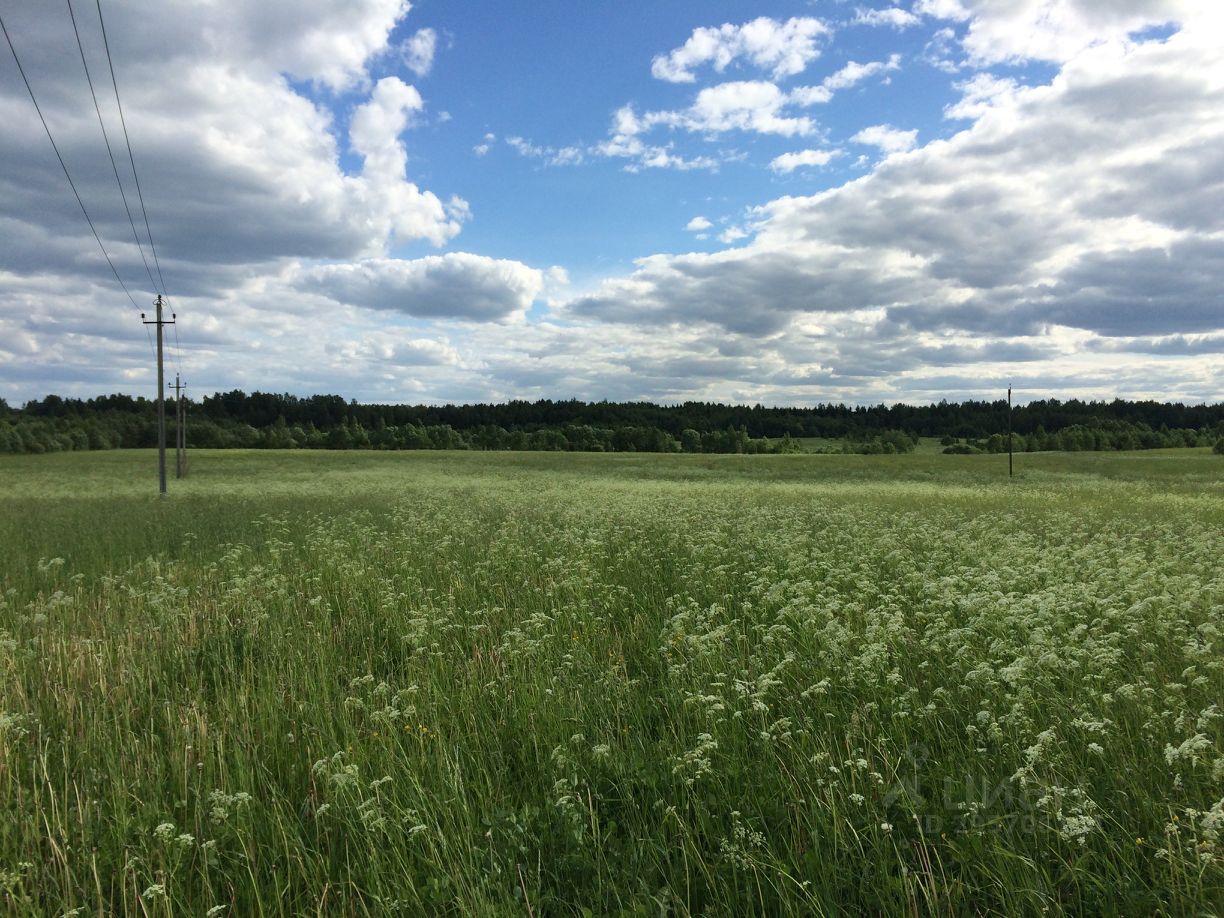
(65, 0, 160, 296)
(0, 9, 148, 324)
(94, 0, 183, 378)
(94, 0, 167, 296)
(5, 3, 185, 378)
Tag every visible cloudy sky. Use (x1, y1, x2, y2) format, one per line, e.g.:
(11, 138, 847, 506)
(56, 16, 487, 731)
(1, 0, 1221, 407)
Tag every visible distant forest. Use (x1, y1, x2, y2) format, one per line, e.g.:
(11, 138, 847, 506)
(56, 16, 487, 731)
(2, 392, 1223, 456)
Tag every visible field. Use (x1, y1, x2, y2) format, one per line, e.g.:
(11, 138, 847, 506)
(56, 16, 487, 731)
(1, 448, 1222, 916)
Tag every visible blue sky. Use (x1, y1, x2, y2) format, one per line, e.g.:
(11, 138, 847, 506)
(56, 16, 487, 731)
(1, 0, 1221, 406)
(384, 2, 1046, 276)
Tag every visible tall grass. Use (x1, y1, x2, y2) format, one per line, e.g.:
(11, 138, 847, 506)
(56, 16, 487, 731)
(1, 449, 1221, 915)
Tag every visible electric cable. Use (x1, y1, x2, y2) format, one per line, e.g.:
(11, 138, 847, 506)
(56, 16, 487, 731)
(1, 9, 146, 317)
(94, 0, 181, 373)
(95, 0, 167, 295)
(66, 0, 159, 295)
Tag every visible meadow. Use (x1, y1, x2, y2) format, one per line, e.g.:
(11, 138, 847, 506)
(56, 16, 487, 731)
(1, 448, 1222, 915)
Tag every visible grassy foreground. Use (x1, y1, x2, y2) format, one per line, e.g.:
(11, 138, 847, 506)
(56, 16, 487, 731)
(1, 449, 1222, 916)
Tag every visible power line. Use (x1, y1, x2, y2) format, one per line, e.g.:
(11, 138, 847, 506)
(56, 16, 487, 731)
(0, 9, 145, 316)
(92, 0, 178, 372)
(65, 0, 159, 295)
(95, 0, 167, 296)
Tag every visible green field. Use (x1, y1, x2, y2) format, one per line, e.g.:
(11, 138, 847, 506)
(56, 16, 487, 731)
(1, 449, 1222, 915)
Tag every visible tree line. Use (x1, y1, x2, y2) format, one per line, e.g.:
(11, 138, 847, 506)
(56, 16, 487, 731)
(1, 392, 1222, 455)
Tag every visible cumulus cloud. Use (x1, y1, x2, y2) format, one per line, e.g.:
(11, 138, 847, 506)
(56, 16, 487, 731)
(0, 1, 464, 291)
(851, 124, 919, 153)
(605, 54, 900, 162)
(671, 81, 817, 136)
(348, 77, 468, 246)
(202, 0, 412, 92)
(825, 56, 903, 90)
(854, 7, 922, 29)
(944, 73, 1020, 119)
(297, 254, 545, 321)
(651, 16, 829, 83)
(602, 82, 818, 152)
(770, 149, 841, 173)
(0, 0, 505, 403)
(564, 5, 1224, 395)
(4, 0, 1223, 406)
(597, 107, 720, 171)
(919, 0, 1202, 64)
(506, 136, 585, 166)
(686, 216, 713, 231)
(336, 332, 461, 367)
(473, 133, 495, 156)
(401, 27, 438, 77)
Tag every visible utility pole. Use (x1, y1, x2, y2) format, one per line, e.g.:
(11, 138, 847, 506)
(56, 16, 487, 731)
(142, 295, 174, 497)
(1007, 385, 1014, 479)
(169, 373, 187, 479)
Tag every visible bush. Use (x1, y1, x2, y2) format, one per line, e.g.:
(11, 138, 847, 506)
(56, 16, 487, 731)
(1214, 437, 1224, 456)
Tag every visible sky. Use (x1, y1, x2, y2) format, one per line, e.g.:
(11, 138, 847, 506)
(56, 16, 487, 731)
(0, 0, 1221, 407)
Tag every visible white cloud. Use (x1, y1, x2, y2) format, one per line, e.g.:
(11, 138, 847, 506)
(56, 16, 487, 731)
(851, 124, 919, 153)
(341, 333, 462, 367)
(0, 0, 488, 403)
(686, 216, 713, 231)
(402, 28, 438, 77)
(349, 77, 467, 247)
(3, 1, 1222, 406)
(914, 0, 971, 21)
(349, 77, 423, 177)
(297, 253, 544, 321)
(606, 81, 816, 146)
(854, 7, 922, 29)
(822, 55, 902, 91)
(506, 136, 586, 167)
(651, 17, 829, 83)
(788, 56, 901, 106)
(564, 8, 1224, 403)
(944, 73, 1020, 120)
(597, 108, 721, 171)
(770, 149, 841, 173)
(920, 0, 1202, 65)
(678, 81, 817, 136)
(212, 0, 412, 92)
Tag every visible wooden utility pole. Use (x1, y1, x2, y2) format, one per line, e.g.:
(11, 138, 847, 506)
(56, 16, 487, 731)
(142, 295, 174, 496)
(1007, 386, 1014, 479)
(170, 373, 187, 478)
